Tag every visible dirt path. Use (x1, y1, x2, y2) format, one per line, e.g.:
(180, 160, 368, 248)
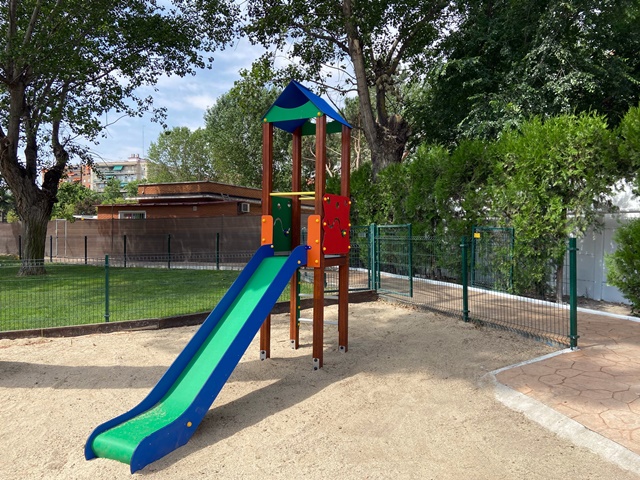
(0, 301, 638, 479)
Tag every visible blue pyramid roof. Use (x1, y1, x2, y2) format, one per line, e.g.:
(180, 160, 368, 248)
(262, 80, 352, 134)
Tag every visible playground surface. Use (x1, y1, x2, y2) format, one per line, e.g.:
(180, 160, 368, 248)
(1, 301, 639, 479)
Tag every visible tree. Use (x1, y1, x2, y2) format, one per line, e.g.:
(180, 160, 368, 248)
(606, 218, 640, 315)
(408, 0, 640, 145)
(0, 0, 236, 274)
(101, 178, 124, 205)
(204, 82, 293, 190)
(125, 179, 146, 198)
(0, 177, 14, 222)
(490, 113, 621, 301)
(243, 0, 454, 177)
(406, 139, 493, 237)
(618, 103, 640, 194)
(51, 182, 100, 221)
(147, 127, 216, 183)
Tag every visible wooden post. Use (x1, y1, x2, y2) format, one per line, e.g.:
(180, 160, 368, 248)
(338, 124, 351, 352)
(290, 127, 302, 349)
(260, 122, 274, 360)
(313, 115, 327, 369)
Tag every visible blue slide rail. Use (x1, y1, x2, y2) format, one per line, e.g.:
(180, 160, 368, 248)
(85, 244, 308, 472)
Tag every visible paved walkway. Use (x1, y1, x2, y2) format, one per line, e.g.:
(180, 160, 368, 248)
(496, 309, 640, 457)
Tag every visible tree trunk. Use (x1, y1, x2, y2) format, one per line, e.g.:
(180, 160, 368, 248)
(0, 150, 57, 275)
(17, 195, 52, 275)
(342, 0, 410, 179)
(369, 115, 411, 178)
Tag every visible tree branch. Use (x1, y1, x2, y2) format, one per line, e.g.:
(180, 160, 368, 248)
(23, 0, 43, 46)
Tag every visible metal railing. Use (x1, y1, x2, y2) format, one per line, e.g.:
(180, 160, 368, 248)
(353, 226, 578, 348)
(1, 226, 578, 348)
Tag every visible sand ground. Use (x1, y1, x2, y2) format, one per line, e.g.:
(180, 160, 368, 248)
(1, 301, 638, 479)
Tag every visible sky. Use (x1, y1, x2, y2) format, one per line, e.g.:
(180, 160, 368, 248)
(87, 38, 265, 165)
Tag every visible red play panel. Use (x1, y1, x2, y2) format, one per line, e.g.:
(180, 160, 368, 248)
(322, 194, 350, 255)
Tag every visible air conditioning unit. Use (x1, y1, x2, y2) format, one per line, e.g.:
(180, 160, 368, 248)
(240, 202, 250, 213)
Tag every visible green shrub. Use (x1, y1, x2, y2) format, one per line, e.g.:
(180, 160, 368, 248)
(606, 218, 640, 315)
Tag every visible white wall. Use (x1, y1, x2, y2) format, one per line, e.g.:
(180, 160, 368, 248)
(576, 186, 640, 304)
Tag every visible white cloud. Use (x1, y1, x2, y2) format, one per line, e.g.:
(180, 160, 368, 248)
(90, 41, 264, 161)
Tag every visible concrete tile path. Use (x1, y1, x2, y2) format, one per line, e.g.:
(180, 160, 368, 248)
(497, 309, 640, 456)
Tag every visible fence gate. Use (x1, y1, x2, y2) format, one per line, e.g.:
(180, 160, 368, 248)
(348, 225, 374, 291)
(471, 226, 514, 292)
(374, 224, 413, 297)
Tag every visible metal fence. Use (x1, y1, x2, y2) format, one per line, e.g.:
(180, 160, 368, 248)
(0, 248, 372, 334)
(356, 225, 578, 348)
(0, 254, 252, 332)
(1, 224, 578, 347)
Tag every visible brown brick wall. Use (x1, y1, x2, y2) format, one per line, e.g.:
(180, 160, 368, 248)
(0, 216, 266, 259)
(97, 202, 259, 220)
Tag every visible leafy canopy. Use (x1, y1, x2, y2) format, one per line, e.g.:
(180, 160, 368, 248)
(0, 0, 237, 266)
(147, 127, 216, 183)
(408, 0, 640, 145)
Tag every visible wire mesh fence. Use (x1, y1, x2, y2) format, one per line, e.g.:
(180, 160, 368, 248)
(0, 248, 371, 333)
(357, 226, 576, 347)
(0, 256, 247, 332)
(1, 225, 578, 347)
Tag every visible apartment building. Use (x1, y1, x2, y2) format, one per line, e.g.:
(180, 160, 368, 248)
(58, 154, 148, 192)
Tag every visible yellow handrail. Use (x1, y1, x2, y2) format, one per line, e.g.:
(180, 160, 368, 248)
(270, 191, 315, 197)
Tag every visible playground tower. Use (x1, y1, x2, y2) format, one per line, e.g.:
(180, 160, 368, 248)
(260, 80, 352, 369)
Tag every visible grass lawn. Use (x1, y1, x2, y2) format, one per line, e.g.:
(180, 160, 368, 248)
(0, 263, 242, 332)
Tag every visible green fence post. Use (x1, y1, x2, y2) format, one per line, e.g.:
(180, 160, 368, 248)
(123, 235, 127, 268)
(104, 255, 110, 323)
(369, 223, 376, 290)
(461, 236, 469, 322)
(408, 223, 413, 298)
(569, 237, 579, 349)
(167, 234, 171, 269)
(216, 232, 220, 271)
(470, 227, 476, 287)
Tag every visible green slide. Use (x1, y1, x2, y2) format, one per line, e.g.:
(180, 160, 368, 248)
(85, 244, 308, 472)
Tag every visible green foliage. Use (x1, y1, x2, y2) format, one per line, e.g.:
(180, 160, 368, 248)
(0, 0, 237, 264)
(352, 110, 628, 300)
(606, 219, 640, 315)
(0, 179, 14, 223)
(349, 163, 380, 225)
(51, 182, 101, 220)
(350, 138, 494, 237)
(147, 127, 215, 183)
(125, 180, 146, 198)
(489, 113, 620, 298)
(101, 178, 124, 204)
(403, 140, 493, 237)
(204, 82, 292, 190)
(350, 162, 406, 226)
(243, 0, 452, 174)
(491, 113, 619, 239)
(618, 103, 640, 194)
(409, 0, 640, 145)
